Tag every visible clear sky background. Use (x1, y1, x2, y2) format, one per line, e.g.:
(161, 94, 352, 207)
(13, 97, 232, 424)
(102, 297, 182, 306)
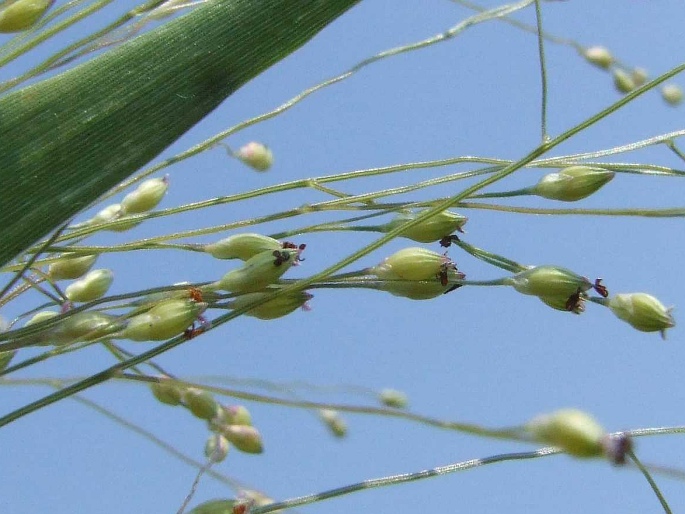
(2, 1, 685, 513)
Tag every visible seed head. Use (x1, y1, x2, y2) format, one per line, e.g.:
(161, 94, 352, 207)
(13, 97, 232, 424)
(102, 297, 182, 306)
(184, 388, 218, 420)
(319, 409, 348, 438)
(526, 409, 606, 458)
(204, 233, 282, 261)
(582, 46, 613, 69)
(48, 254, 98, 280)
(122, 299, 207, 341)
(204, 433, 230, 463)
(613, 69, 635, 94)
(50, 311, 122, 345)
(236, 142, 273, 172)
(379, 388, 408, 409)
(228, 290, 312, 320)
(0, 0, 54, 33)
(221, 425, 264, 454)
(506, 266, 592, 300)
(213, 404, 253, 427)
(383, 210, 468, 243)
(532, 166, 615, 202)
(631, 68, 649, 87)
(661, 84, 683, 106)
(373, 247, 452, 281)
(213, 248, 301, 293)
(607, 293, 675, 339)
(65, 269, 114, 303)
(121, 176, 169, 214)
(150, 378, 184, 406)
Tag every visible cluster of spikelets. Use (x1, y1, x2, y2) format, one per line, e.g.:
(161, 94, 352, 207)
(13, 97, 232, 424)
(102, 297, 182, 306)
(582, 45, 683, 105)
(151, 379, 264, 456)
(0, 2, 675, 344)
(150, 379, 409, 466)
(1, 3, 678, 512)
(9, 159, 676, 362)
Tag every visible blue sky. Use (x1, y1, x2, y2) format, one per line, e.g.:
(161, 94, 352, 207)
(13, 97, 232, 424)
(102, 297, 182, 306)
(2, 1, 685, 513)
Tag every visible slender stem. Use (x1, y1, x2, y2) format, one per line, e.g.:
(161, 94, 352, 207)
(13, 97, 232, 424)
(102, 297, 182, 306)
(628, 449, 673, 514)
(467, 187, 532, 199)
(534, 0, 549, 141)
(67, 392, 243, 491)
(0, 0, 115, 70)
(457, 203, 685, 218)
(0, 223, 67, 301)
(96, 0, 535, 199)
(453, 240, 526, 273)
(0, 1, 169, 94)
(665, 140, 685, 163)
(121, 374, 528, 441)
(251, 448, 561, 514)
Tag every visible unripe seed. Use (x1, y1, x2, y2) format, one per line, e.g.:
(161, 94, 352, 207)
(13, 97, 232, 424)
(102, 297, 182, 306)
(228, 290, 312, 320)
(607, 293, 675, 338)
(150, 379, 184, 406)
(532, 166, 614, 202)
(379, 388, 408, 409)
(538, 294, 585, 314)
(373, 247, 451, 281)
(88, 203, 140, 232)
(661, 84, 683, 106)
(91, 203, 124, 225)
(204, 433, 230, 463)
(204, 233, 282, 261)
(613, 69, 635, 94)
(378, 273, 461, 300)
(51, 311, 122, 345)
(121, 299, 207, 341)
(121, 176, 169, 214)
(383, 210, 468, 243)
(188, 500, 238, 514)
(48, 254, 98, 280)
(319, 409, 347, 438)
(631, 68, 648, 87)
(526, 409, 606, 458)
(20, 310, 60, 346)
(582, 46, 613, 69)
(214, 404, 253, 427)
(188, 499, 239, 514)
(25, 310, 59, 327)
(0, 0, 54, 33)
(184, 388, 218, 420)
(236, 142, 273, 171)
(506, 266, 592, 299)
(65, 269, 114, 303)
(221, 424, 264, 454)
(213, 248, 301, 293)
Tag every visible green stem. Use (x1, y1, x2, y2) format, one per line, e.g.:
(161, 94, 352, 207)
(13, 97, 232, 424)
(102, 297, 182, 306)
(0, 1, 170, 93)
(453, 240, 526, 273)
(628, 449, 673, 514)
(534, 0, 549, 142)
(67, 392, 244, 492)
(123, 373, 528, 441)
(251, 447, 561, 514)
(467, 187, 533, 199)
(97, 0, 535, 199)
(2, 53, 682, 428)
(456, 203, 685, 218)
(0, 0, 115, 70)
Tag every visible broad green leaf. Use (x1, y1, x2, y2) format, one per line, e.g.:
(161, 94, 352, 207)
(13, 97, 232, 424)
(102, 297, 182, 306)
(0, 0, 359, 266)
